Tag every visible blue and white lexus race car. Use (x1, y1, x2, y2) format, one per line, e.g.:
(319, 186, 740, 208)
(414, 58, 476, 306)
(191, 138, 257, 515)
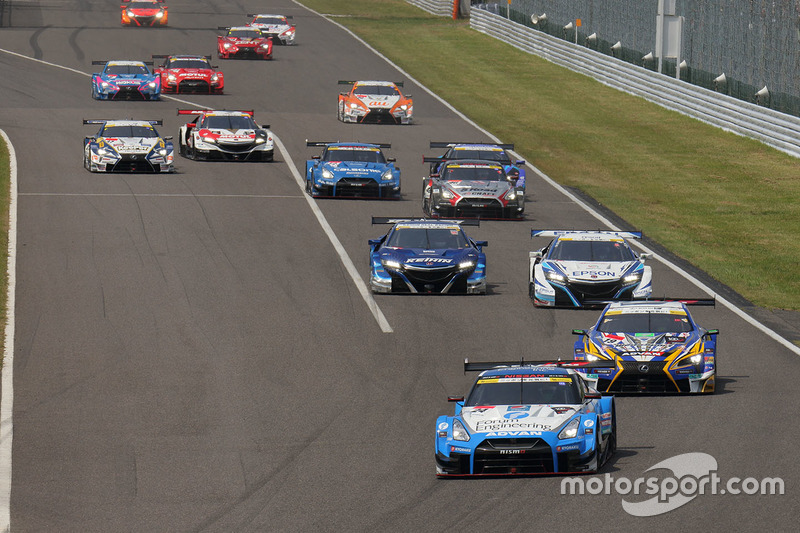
(529, 230, 652, 307)
(436, 359, 616, 476)
(305, 142, 401, 198)
(83, 119, 174, 173)
(368, 218, 487, 294)
(91, 60, 160, 100)
(572, 300, 718, 394)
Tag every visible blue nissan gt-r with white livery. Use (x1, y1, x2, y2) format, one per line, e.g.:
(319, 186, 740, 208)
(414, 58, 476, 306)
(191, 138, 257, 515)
(91, 60, 161, 100)
(369, 218, 487, 294)
(435, 359, 616, 476)
(305, 142, 401, 198)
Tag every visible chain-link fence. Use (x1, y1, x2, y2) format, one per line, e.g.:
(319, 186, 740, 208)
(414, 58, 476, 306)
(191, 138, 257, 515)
(474, 1, 800, 116)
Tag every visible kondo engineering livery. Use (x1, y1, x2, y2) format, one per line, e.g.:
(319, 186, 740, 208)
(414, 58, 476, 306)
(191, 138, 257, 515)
(572, 300, 719, 394)
(83, 119, 174, 173)
(529, 230, 652, 307)
(337, 80, 413, 124)
(178, 109, 273, 161)
(435, 360, 616, 476)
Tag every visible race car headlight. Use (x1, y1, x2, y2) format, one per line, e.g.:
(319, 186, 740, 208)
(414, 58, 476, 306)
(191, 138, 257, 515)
(458, 260, 476, 270)
(97, 147, 109, 156)
(158, 148, 168, 156)
(126, 10, 134, 17)
(382, 259, 402, 270)
(440, 189, 454, 199)
(223, 43, 232, 49)
(558, 418, 580, 440)
(545, 270, 566, 283)
(586, 353, 599, 361)
(148, 81, 157, 88)
(261, 43, 270, 49)
(321, 168, 334, 180)
(211, 74, 218, 82)
(201, 135, 216, 144)
(400, 104, 408, 111)
(255, 137, 266, 144)
(381, 169, 393, 181)
(100, 81, 109, 88)
(452, 419, 470, 442)
(504, 189, 517, 200)
(622, 271, 643, 285)
(690, 354, 702, 365)
(155, 11, 163, 18)
(167, 74, 176, 81)
(349, 102, 360, 109)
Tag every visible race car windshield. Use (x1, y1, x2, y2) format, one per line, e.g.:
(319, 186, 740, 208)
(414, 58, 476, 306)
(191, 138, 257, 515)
(101, 125, 157, 138)
(105, 64, 150, 75)
(355, 85, 400, 96)
(549, 240, 636, 261)
(168, 59, 211, 69)
(202, 115, 257, 130)
(128, 2, 161, 7)
(386, 228, 469, 249)
(466, 378, 582, 406)
(323, 149, 385, 163)
(598, 313, 693, 333)
(255, 17, 286, 25)
(229, 30, 262, 39)
(450, 149, 511, 163)
(442, 166, 505, 181)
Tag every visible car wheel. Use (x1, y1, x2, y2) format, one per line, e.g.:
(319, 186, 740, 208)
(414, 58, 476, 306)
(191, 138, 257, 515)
(422, 196, 431, 217)
(337, 102, 344, 122)
(83, 152, 89, 171)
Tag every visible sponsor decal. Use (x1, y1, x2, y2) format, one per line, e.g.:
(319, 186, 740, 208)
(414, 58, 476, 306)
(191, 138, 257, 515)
(504, 412, 529, 420)
(584, 419, 594, 427)
(405, 258, 453, 264)
(508, 405, 531, 411)
(557, 444, 580, 452)
(450, 446, 471, 453)
(438, 422, 449, 431)
(499, 449, 523, 455)
(485, 431, 542, 437)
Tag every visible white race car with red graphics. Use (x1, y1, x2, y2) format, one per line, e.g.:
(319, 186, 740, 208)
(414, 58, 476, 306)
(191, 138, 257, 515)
(246, 13, 296, 45)
(177, 109, 273, 161)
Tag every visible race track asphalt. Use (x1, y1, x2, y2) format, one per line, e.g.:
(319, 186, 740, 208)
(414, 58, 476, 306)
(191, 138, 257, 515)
(0, 0, 797, 531)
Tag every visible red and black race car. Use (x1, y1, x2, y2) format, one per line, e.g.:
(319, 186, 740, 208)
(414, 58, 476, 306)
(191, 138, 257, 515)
(152, 54, 224, 94)
(217, 26, 273, 60)
(121, 0, 168, 26)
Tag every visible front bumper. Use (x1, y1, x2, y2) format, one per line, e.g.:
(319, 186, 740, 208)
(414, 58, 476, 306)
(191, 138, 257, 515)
(341, 107, 412, 125)
(90, 152, 173, 173)
(310, 178, 400, 198)
(532, 277, 651, 307)
(193, 139, 274, 161)
(580, 365, 716, 394)
(430, 198, 524, 219)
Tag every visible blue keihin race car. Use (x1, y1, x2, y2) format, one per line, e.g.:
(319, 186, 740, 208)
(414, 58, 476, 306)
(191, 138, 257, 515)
(83, 119, 174, 173)
(529, 230, 652, 307)
(425, 141, 527, 191)
(305, 142, 401, 198)
(368, 218, 487, 294)
(435, 359, 616, 476)
(91, 60, 161, 100)
(572, 299, 718, 394)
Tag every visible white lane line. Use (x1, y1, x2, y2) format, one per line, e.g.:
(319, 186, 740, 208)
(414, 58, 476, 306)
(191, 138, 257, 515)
(0, 46, 393, 333)
(0, 129, 19, 533)
(272, 135, 393, 333)
(299, 0, 800, 355)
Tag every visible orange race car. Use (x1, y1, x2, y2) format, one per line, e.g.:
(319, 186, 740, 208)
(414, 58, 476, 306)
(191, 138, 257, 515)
(337, 80, 413, 124)
(121, 0, 168, 26)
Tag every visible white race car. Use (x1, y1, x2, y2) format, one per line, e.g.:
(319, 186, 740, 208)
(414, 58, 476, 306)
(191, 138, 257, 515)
(177, 109, 274, 161)
(83, 119, 174, 173)
(246, 13, 296, 45)
(529, 230, 652, 307)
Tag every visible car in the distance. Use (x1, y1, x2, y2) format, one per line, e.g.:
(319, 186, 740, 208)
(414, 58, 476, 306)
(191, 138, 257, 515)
(121, 0, 168, 26)
(217, 26, 273, 60)
(368, 218, 487, 294)
(425, 142, 527, 191)
(247, 13, 296, 45)
(152, 54, 224, 94)
(435, 359, 616, 476)
(91, 60, 160, 100)
(337, 80, 413, 124)
(572, 299, 718, 394)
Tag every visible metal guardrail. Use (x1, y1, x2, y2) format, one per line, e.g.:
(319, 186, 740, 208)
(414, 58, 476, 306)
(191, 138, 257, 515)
(405, 0, 453, 17)
(470, 8, 800, 158)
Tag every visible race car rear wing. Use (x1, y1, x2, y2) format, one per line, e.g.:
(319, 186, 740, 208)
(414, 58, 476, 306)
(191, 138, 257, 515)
(177, 109, 254, 116)
(463, 358, 616, 373)
(338, 80, 404, 87)
(247, 14, 293, 18)
(83, 119, 163, 125)
(307, 141, 391, 149)
(430, 142, 514, 149)
(371, 217, 480, 226)
(92, 60, 154, 66)
(152, 54, 212, 60)
(575, 297, 716, 308)
(531, 229, 643, 239)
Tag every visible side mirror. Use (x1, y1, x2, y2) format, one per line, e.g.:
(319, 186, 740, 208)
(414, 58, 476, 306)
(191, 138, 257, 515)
(447, 396, 464, 402)
(261, 124, 270, 129)
(312, 155, 321, 160)
(186, 123, 196, 129)
(475, 240, 488, 248)
(387, 157, 396, 162)
(639, 253, 651, 260)
(515, 160, 525, 165)
(163, 136, 173, 140)
(212, 65, 219, 68)
(584, 391, 602, 399)
(529, 251, 543, 260)
(368, 239, 381, 246)
(572, 329, 587, 336)
(703, 329, 719, 339)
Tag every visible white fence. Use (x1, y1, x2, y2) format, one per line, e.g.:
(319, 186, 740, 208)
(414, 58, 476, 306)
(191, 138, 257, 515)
(469, 8, 800, 158)
(405, 0, 453, 17)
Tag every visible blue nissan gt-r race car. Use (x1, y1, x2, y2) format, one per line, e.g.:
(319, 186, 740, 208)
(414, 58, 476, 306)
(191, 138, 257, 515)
(305, 142, 401, 198)
(435, 359, 616, 476)
(529, 230, 652, 307)
(368, 218, 487, 294)
(91, 60, 161, 100)
(572, 299, 718, 394)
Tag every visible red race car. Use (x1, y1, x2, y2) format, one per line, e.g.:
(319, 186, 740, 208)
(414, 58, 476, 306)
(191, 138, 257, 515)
(152, 54, 224, 94)
(121, 0, 168, 26)
(217, 26, 273, 60)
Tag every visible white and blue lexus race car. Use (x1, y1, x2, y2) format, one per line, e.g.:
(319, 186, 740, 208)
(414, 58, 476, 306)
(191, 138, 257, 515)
(83, 119, 174, 173)
(435, 359, 616, 476)
(529, 230, 652, 307)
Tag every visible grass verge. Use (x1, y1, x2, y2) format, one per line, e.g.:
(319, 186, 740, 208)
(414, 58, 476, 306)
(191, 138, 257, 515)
(300, 0, 800, 310)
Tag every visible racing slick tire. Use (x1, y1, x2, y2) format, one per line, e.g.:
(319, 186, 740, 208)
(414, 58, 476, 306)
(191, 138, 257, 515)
(337, 102, 344, 122)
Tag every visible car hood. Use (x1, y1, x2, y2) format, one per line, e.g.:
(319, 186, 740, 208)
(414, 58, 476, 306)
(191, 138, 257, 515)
(129, 9, 161, 15)
(443, 180, 511, 198)
(354, 94, 401, 108)
(166, 68, 213, 77)
(252, 23, 290, 32)
(223, 37, 265, 44)
(546, 260, 639, 281)
(324, 161, 387, 177)
(461, 405, 578, 435)
(591, 331, 697, 360)
(101, 137, 160, 153)
(379, 248, 475, 267)
(197, 128, 259, 142)
(102, 74, 151, 85)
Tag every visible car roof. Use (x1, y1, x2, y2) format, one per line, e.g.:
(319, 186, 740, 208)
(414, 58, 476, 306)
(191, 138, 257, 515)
(101, 120, 156, 128)
(106, 60, 147, 66)
(479, 366, 574, 377)
(603, 300, 688, 313)
(443, 159, 504, 169)
(393, 221, 463, 230)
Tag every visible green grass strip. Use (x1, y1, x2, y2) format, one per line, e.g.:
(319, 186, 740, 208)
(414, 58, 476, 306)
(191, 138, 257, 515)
(300, 0, 800, 310)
